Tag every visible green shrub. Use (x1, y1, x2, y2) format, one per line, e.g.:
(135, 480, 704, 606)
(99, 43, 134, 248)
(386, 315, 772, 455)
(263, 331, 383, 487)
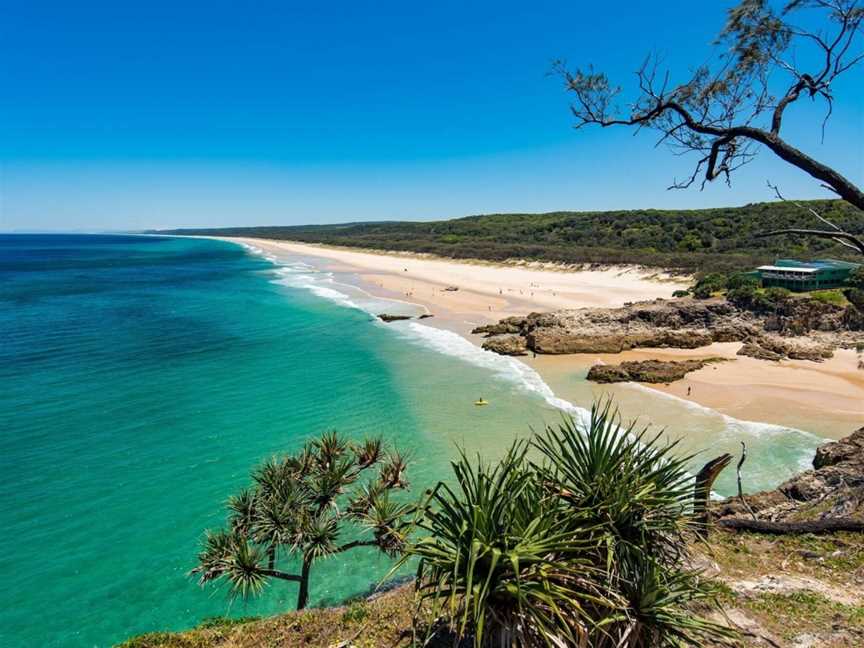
(726, 283, 757, 306)
(672, 289, 690, 298)
(691, 271, 731, 299)
(845, 288, 864, 310)
(727, 272, 760, 290)
(809, 290, 846, 306)
(692, 284, 713, 299)
(341, 600, 369, 624)
(764, 287, 791, 303)
(401, 403, 732, 647)
(847, 267, 864, 289)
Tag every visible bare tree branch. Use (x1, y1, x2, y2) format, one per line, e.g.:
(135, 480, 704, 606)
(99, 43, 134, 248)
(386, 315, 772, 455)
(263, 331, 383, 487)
(558, 0, 864, 215)
(757, 227, 864, 254)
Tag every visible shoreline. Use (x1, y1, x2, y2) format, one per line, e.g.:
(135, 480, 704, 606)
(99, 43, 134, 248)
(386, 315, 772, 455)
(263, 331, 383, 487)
(222, 236, 863, 439)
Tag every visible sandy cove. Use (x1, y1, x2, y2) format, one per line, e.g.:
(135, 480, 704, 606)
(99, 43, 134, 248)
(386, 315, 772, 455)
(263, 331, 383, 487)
(226, 237, 864, 437)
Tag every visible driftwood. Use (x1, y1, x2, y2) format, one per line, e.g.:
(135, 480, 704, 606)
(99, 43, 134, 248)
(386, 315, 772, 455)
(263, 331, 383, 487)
(719, 517, 864, 535)
(693, 453, 733, 538)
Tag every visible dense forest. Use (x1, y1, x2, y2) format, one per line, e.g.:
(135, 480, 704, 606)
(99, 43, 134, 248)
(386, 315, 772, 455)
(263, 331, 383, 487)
(157, 200, 863, 273)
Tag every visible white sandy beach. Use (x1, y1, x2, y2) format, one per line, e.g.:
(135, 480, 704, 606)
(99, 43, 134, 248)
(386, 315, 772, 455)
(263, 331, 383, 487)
(228, 237, 690, 319)
(225, 237, 864, 437)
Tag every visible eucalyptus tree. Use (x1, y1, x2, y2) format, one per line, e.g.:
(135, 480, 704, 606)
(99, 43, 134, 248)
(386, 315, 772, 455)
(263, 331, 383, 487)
(192, 431, 412, 610)
(559, 0, 864, 255)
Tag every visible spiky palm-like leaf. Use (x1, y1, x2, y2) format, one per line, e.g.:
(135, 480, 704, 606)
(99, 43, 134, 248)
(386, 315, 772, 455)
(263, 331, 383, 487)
(193, 431, 413, 611)
(402, 402, 734, 647)
(379, 450, 410, 489)
(227, 488, 257, 536)
(191, 529, 269, 600)
(530, 401, 732, 647)
(533, 401, 695, 569)
(401, 443, 614, 648)
(302, 512, 340, 562)
(354, 437, 384, 467)
(313, 430, 349, 468)
(358, 490, 414, 556)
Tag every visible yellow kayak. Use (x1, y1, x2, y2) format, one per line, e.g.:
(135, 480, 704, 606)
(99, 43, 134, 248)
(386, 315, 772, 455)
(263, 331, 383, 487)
(474, 399, 489, 406)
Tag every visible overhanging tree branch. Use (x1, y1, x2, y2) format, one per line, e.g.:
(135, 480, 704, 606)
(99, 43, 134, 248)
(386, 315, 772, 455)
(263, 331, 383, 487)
(757, 228, 864, 254)
(559, 0, 864, 224)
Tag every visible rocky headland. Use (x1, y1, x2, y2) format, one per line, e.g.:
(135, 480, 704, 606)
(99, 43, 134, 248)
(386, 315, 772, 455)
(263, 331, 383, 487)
(472, 296, 864, 373)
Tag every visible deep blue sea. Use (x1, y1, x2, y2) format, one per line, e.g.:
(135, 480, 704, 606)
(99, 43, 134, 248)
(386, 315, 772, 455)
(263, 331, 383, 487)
(0, 234, 824, 647)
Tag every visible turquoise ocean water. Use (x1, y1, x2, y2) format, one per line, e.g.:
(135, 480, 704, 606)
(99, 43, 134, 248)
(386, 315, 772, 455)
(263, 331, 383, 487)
(0, 234, 825, 647)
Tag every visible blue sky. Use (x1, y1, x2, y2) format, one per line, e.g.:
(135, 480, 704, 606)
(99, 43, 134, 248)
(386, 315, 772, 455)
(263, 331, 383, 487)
(1, 1, 862, 231)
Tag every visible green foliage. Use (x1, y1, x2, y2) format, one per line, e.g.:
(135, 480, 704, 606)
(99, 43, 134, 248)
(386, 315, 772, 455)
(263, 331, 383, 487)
(192, 432, 413, 609)
(400, 402, 732, 647)
(726, 271, 760, 290)
(845, 287, 864, 310)
(155, 200, 863, 273)
(763, 287, 791, 303)
(726, 283, 758, 306)
(195, 616, 258, 630)
(341, 599, 369, 624)
(848, 266, 864, 289)
(809, 289, 847, 306)
(691, 272, 728, 299)
(672, 289, 690, 298)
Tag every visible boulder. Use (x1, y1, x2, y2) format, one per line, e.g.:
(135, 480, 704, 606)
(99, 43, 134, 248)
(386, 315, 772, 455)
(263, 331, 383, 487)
(481, 334, 528, 356)
(737, 343, 783, 361)
(715, 427, 864, 524)
(586, 358, 725, 384)
(471, 317, 525, 337)
(377, 314, 412, 323)
(813, 427, 864, 469)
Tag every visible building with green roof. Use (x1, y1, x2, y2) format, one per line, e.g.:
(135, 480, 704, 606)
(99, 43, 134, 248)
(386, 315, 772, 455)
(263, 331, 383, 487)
(756, 258, 861, 292)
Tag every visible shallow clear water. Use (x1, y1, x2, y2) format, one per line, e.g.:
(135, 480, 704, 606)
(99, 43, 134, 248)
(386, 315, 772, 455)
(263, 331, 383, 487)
(0, 234, 824, 647)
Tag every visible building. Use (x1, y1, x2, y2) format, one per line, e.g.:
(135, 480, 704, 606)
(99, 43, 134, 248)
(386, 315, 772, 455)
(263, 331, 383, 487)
(756, 258, 861, 292)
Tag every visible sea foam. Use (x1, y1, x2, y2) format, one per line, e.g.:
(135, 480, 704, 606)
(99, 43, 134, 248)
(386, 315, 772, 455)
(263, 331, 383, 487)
(241, 240, 822, 475)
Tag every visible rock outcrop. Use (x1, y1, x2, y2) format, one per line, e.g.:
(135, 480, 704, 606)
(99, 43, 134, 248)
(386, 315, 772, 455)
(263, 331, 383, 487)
(481, 334, 528, 356)
(737, 343, 783, 361)
(473, 299, 758, 355)
(377, 314, 412, 323)
(716, 427, 864, 524)
(586, 358, 726, 384)
(473, 296, 862, 362)
(737, 336, 834, 362)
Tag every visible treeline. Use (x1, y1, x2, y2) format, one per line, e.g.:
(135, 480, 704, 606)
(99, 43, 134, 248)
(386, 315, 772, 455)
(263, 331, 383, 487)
(155, 199, 863, 273)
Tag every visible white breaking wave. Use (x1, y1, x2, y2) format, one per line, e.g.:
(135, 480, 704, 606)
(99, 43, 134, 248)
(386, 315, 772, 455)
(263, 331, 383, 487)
(626, 381, 820, 443)
(400, 322, 592, 425)
(238, 239, 822, 474)
(272, 270, 363, 311)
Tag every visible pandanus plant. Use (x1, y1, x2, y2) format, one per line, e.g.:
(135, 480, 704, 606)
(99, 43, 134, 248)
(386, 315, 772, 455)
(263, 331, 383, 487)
(192, 431, 412, 610)
(401, 401, 733, 647)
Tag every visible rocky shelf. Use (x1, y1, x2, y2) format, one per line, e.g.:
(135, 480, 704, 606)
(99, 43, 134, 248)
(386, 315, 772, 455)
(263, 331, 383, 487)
(586, 358, 727, 384)
(472, 296, 862, 361)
